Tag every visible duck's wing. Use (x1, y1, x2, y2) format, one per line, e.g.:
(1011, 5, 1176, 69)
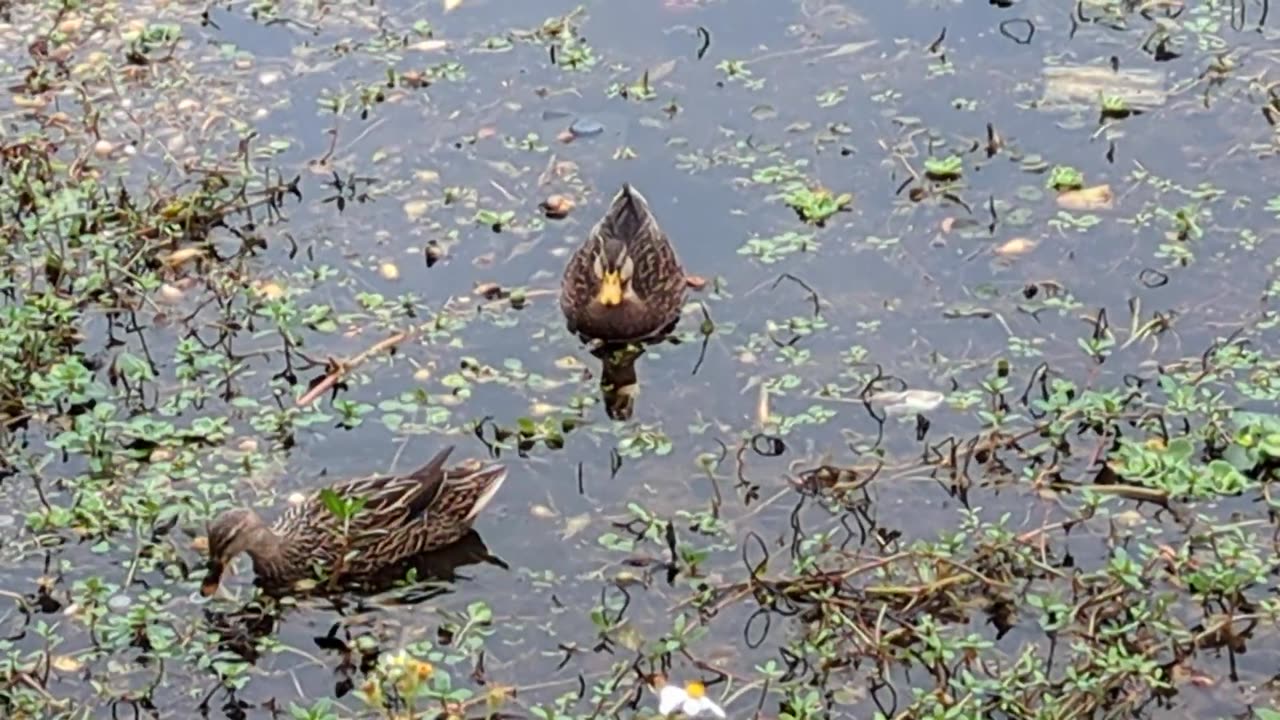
(307, 446, 455, 535)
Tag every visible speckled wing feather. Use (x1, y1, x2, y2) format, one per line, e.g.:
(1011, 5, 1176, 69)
(560, 238, 597, 333)
(270, 447, 453, 566)
(360, 463, 508, 560)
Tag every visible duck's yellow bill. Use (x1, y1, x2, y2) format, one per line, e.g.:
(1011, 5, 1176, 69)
(597, 270, 623, 306)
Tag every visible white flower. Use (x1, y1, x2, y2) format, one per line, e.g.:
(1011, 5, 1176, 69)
(658, 681, 725, 718)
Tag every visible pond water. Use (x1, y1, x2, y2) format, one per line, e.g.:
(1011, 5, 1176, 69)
(1, 0, 1278, 718)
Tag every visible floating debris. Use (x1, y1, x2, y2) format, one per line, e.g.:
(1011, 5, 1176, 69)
(379, 261, 401, 280)
(1040, 66, 1166, 112)
(424, 240, 444, 267)
(253, 280, 285, 300)
(540, 193, 575, 219)
(400, 69, 428, 88)
(51, 655, 83, 673)
(162, 247, 204, 268)
(1056, 184, 1114, 211)
(156, 283, 186, 304)
(408, 39, 449, 53)
(868, 389, 945, 416)
(994, 237, 1037, 257)
(473, 281, 506, 300)
(569, 117, 605, 138)
(404, 199, 429, 221)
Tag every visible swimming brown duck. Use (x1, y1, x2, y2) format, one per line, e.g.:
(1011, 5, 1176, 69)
(200, 445, 506, 596)
(560, 184, 686, 343)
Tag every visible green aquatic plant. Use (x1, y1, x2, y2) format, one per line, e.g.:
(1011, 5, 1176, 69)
(924, 154, 964, 181)
(783, 186, 852, 225)
(1100, 93, 1132, 119)
(1047, 164, 1084, 191)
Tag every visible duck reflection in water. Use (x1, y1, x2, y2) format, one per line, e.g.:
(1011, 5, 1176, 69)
(594, 342, 642, 421)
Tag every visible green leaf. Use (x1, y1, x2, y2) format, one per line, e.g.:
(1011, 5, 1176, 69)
(318, 488, 344, 518)
(1259, 433, 1280, 458)
(467, 601, 492, 624)
(516, 417, 537, 437)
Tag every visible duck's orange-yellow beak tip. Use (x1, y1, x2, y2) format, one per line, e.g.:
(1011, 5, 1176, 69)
(597, 271, 623, 306)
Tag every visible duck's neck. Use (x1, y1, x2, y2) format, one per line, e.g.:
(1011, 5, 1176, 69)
(242, 527, 300, 586)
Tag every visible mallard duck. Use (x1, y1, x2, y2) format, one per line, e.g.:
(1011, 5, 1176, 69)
(560, 184, 686, 343)
(200, 446, 506, 596)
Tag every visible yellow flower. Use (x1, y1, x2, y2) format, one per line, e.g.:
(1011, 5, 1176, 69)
(359, 677, 384, 707)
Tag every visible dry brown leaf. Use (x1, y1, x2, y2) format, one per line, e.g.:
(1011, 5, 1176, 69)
(1056, 184, 1113, 211)
(756, 384, 770, 428)
(156, 283, 185, 304)
(254, 280, 285, 300)
(50, 654, 83, 673)
(12, 95, 49, 109)
(473, 281, 504, 299)
(554, 356, 585, 371)
(561, 513, 591, 540)
(540, 194, 575, 219)
(994, 237, 1036, 257)
(648, 58, 678, 84)
(162, 247, 204, 268)
(404, 199, 429, 221)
